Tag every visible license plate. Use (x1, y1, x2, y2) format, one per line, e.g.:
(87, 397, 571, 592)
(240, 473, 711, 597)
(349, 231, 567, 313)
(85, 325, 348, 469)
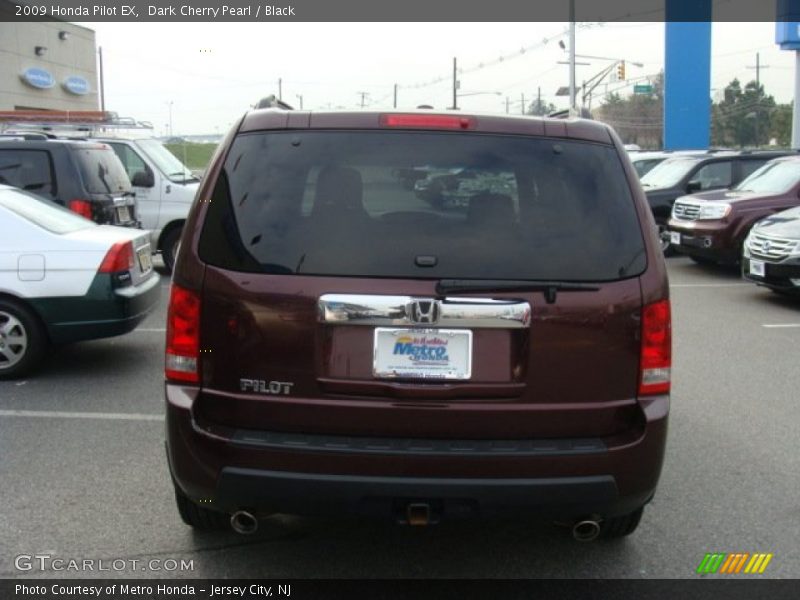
(670, 231, 681, 245)
(137, 247, 152, 273)
(373, 328, 472, 380)
(117, 205, 131, 222)
(749, 259, 765, 277)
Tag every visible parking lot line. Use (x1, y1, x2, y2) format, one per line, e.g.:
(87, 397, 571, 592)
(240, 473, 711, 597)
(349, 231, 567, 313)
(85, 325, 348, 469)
(0, 409, 163, 422)
(762, 323, 800, 329)
(670, 283, 750, 288)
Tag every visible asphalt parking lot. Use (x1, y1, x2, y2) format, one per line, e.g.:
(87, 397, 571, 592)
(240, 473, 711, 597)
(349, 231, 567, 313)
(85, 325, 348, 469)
(1, 257, 798, 579)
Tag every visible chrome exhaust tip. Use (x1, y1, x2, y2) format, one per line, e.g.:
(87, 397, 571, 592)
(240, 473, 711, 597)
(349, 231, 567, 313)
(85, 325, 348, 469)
(572, 519, 601, 542)
(230, 510, 258, 535)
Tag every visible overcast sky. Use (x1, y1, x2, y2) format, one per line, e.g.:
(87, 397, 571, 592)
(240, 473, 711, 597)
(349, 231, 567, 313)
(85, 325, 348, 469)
(79, 22, 797, 135)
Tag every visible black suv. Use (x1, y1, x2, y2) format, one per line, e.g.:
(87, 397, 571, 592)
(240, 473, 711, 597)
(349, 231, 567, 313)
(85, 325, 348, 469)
(639, 150, 793, 254)
(0, 136, 138, 226)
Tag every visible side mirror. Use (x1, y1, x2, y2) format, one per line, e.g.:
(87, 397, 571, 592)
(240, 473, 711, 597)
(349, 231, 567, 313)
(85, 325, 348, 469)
(131, 169, 155, 188)
(686, 180, 702, 194)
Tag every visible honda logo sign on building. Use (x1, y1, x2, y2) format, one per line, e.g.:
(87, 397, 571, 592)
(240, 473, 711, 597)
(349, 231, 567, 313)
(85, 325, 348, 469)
(63, 75, 90, 95)
(20, 67, 55, 89)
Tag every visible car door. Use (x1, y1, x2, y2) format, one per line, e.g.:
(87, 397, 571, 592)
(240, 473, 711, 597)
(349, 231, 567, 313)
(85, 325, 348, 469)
(106, 142, 160, 230)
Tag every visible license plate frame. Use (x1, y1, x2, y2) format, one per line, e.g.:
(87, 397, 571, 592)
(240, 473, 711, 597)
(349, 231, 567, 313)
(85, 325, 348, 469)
(749, 259, 765, 277)
(137, 247, 152, 273)
(373, 328, 472, 380)
(116, 205, 131, 223)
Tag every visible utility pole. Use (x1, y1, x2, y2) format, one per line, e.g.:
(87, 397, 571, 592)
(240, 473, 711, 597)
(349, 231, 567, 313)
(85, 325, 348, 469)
(296, 94, 303, 109)
(393, 84, 398, 108)
(278, 78, 282, 100)
(452, 57, 458, 110)
(537, 86, 541, 114)
(568, 0, 576, 115)
(747, 52, 769, 147)
(505, 97, 510, 113)
(98, 46, 105, 112)
(166, 101, 173, 137)
(358, 92, 369, 108)
(521, 93, 525, 115)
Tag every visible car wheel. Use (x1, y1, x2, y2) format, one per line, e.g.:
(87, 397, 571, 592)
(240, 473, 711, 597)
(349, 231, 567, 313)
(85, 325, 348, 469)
(600, 506, 644, 539)
(0, 299, 47, 380)
(657, 224, 676, 257)
(174, 486, 228, 530)
(161, 227, 182, 273)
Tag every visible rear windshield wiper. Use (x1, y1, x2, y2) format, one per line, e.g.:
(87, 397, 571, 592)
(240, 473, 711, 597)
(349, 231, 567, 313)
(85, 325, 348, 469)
(436, 279, 600, 304)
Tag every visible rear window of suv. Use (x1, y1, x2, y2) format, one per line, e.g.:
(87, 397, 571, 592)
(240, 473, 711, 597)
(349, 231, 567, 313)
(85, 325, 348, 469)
(73, 146, 132, 195)
(199, 131, 646, 282)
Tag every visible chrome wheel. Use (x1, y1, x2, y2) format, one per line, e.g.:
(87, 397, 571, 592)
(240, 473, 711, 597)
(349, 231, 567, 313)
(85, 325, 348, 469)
(0, 311, 28, 370)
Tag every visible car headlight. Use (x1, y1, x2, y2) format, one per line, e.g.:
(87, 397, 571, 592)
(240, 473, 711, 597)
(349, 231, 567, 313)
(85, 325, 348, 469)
(696, 202, 731, 220)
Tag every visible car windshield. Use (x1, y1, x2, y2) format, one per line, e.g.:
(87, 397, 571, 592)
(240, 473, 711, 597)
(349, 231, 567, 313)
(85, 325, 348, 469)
(640, 158, 699, 189)
(74, 146, 132, 195)
(734, 160, 800, 194)
(199, 131, 647, 282)
(0, 187, 96, 234)
(136, 139, 196, 182)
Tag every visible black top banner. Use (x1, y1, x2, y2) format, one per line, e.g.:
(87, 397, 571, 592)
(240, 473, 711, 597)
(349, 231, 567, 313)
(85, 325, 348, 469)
(0, 0, 794, 22)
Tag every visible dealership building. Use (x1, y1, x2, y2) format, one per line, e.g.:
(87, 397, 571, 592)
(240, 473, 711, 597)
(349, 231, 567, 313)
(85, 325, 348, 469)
(0, 21, 99, 112)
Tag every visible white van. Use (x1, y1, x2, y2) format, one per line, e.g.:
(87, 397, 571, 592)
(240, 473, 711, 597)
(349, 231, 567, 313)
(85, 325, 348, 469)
(94, 136, 200, 270)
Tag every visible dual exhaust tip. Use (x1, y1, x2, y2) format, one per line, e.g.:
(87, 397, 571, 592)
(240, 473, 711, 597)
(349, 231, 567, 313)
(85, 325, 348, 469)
(230, 507, 602, 541)
(571, 518, 602, 542)
(230, 510, 258, 534)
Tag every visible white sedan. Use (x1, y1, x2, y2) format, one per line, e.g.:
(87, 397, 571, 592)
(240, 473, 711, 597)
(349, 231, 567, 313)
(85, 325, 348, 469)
(0, 185, 160, 378)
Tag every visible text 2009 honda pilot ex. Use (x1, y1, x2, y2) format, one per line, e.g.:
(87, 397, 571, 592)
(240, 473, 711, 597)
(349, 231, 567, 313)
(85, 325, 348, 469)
(165, 108, 671, 541)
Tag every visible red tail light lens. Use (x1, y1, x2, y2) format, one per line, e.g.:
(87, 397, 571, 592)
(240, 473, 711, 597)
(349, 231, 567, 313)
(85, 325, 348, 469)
(98, 241, 134, 273)
(68, 199, 93, 219)
(380, 114, 476, 130)
(639, 300, 672, 396)
(166, 284, 200, 383)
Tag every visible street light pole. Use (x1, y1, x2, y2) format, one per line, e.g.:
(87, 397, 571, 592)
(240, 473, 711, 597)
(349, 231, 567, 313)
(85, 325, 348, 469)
(452, 57, 458, 110)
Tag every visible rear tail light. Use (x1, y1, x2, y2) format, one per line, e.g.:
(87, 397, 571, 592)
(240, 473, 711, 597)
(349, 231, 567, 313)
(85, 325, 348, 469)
(98, 241, 134, 273)
(166, 284, 201, 383)
(68, 199, 93, 219)
(380, 114, 476, 130)
(639, 300, 672, 396)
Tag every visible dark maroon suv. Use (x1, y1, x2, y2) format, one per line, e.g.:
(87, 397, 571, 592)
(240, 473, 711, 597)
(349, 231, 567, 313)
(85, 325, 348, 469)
(165, 109, 671, 541)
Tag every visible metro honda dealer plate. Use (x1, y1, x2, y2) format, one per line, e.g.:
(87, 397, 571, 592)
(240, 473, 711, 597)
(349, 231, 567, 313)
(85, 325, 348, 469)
(373, 328, 472, 380)
(670, 231, 681, 245)
(749, 259, 766, 277)
(117, 205, 131, 222)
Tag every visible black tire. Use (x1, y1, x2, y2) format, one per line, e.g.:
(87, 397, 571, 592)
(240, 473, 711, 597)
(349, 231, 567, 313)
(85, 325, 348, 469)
(174, 486, 228, 530)
(689, 255, 715, 266)
(0, 298, 47, 379)
(161, 226, 182, 273)
(600, 507, 644, 539)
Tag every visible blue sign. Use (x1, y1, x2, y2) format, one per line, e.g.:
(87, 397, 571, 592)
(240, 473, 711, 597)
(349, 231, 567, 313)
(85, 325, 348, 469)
(20, 67, 55, 90)
(63, 75, 90, 95)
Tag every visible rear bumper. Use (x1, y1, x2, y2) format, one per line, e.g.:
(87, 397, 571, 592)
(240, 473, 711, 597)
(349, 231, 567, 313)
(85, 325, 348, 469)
(166, 385, 669, 520)
(32, 272, 161, 344)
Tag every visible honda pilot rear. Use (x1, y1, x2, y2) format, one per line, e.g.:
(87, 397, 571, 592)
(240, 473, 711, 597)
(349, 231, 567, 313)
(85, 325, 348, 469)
(165, 109, 670, 540)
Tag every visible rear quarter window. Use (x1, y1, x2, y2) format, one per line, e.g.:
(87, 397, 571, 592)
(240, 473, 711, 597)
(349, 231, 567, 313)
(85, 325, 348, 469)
(73, 146, 132, 195)
(199, 131, 647, 282)
(0, 149, 55, 197)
